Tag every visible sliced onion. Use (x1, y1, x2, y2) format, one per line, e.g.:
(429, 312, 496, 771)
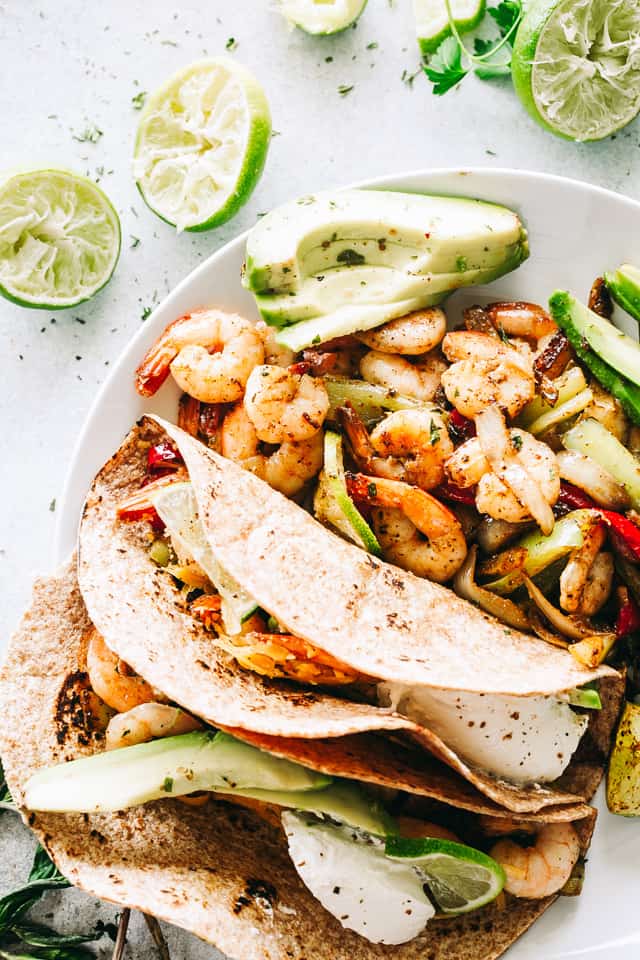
(523, 575, 596, 640)
(476, 517, 532, 554)
(556, 449, 631, 511)
(527, 607, 570, 649)
(454, 545, 530, 630)
(475, 407, 555, 535)
(570, 633, 617, 669)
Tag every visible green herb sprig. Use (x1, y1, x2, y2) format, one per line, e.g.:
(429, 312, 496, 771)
(423, 0, 522, 96)
(0, 845, 104, 959)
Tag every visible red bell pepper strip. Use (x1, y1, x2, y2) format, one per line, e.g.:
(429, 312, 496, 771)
(600, 511, 640, 563)
(448, 409, 476, 442)
(147, 441, 183, 472)
(616, 593, 640, 638)
(432, 481, 477, 506)
(557, 482, 597, 512)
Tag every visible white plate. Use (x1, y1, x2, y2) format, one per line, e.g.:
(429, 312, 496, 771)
(55, 168, 640, 959)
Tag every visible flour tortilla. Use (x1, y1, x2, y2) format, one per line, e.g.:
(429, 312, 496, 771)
(77, 418, 623, 812)
(0, 561, 595, 960)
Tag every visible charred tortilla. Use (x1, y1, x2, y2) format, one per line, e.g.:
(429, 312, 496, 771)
(0, 561, 597, 960)
(77, 419, 623, 812)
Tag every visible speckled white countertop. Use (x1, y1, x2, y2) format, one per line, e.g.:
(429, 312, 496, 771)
(1, 0, 639, 955)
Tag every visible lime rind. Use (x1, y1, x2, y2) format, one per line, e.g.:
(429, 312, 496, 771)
(512, 0, 640, 142)
(134, 58, 271, 232)
(414, 0, 486, 56)
(385, 835, 506, 915)
(605, 264, 640, 325)
(279, 0, 368, 35)
(0, 169, 121, 310)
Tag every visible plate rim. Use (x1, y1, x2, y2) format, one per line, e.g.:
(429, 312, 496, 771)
(54, 165, 640, 562)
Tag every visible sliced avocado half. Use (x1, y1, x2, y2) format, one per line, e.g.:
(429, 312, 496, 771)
(24, 731, 331, 814)
(244, 190, 529, 350)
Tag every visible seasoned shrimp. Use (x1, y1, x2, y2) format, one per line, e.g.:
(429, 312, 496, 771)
(356, 308, 447, 355)
(579, 552, 615, 616)
(135, 309, 264, 403)
(359, 348, 448, 402)
(559, 518, 608, 613)
(221, 402, 323, 497)
(441, 331, 535, 419)
(341, 404, 452, 491)
(86, 627, 159, 713)
(446, 428, 560, 528)
(347, 474, 467, 582)
(105, 702, 203, 750)
(490, 822, 581, 899)
(484, 302, 557, 342)
(244, 364, 329, 443)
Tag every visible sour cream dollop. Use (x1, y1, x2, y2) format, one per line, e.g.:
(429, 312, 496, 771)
(378, 683, 589, 785)
(282, 812, 434, 944)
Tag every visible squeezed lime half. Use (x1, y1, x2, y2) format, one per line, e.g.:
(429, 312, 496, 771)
(134, 58, 271, 232)
(279, 0, 368, 35)
(512, 0, 640, 142)
(414, 0, 486, 55)
(0, 169, 120, 309)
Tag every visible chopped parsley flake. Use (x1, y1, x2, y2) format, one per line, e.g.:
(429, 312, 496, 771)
(456, 255, 468, 272)
(429, 419, 441, 445)
(512, 434, 523, 451)
(226, 37, 238, 51)
(72, 124, 103, 144)
(337, 84, 354, 97)
(162, 777, 174, 793)
(131, 90, 147, 110)
(367, 482, 377, 498)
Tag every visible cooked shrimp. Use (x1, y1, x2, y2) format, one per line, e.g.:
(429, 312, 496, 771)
(445, 426, 559, 529)
(475, 408, 559, 533)
(86, 627, 159, 713)
(105, 702, 203, 750)
(579, 552, 614, 616)
(484, 302, 557, 342)
(342, 405, 452, 491)
(256, 320, 295, 368)
(359, 348, 448, 402)
(490, 822, 580, 899)
(347, 474, 467, 582)
(221, 402, 323, 497)
(135, 309, 264, 403)
(244, 364, 329, 443)
(356, 308, 447, 355)
(559, 519, 608, 613)
(216, 632, 363, 686)
(441, 331, 535, 419)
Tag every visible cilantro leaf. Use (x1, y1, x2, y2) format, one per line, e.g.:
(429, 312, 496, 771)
(475, 60, 512, 79)
(488, 0, 521, 37)
(423, 36, 468, 96)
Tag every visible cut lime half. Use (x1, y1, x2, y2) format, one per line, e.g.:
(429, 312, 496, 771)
(512, 0, 640, 142)
(279, 0, 368, 35)
(385, 835, 506, 915)
(0, 169, 120, 310)
(605, 263, 640, 325)
(134, 58, 271, 232)
(414, 0, 486, 55)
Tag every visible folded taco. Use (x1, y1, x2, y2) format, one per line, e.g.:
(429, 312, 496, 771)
(1, 560, 598, 956)
(77, 417, 623, 815)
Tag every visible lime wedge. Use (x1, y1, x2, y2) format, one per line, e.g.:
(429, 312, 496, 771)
(279, 0, 368, 35)
(133, 58, 271, 232)
(605, 264, 640, 325)
(414, 0, 485, 55)
(385, 835, 505, 915)
(314, 430, 382, 555)
(512, 0, 640, 142)
(0, 169, 120, 310)
(153, 481, 257, 633)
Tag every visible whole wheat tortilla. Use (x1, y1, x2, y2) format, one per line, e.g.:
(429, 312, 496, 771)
(77, 418, 623, 812)
(160, 418, 614, 696)
(0, 561, 595, 960)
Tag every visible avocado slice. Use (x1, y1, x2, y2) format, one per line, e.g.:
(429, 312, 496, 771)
(564, 684, 602, 710)
(549, 291, 640, 426)
(24, 731, 331, 813)
(605, 264, 640, 325)
(244, 190, 529, 350)
(607, 701, 640, 816)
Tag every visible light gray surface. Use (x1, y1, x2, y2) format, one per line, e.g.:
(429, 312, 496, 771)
(1, 0, 639, 956)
